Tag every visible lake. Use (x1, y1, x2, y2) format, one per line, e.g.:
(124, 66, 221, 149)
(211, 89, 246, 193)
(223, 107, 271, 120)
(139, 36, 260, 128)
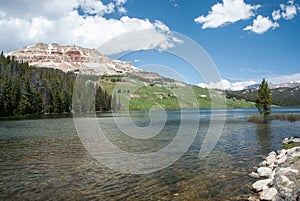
(1, 107, 300, 200)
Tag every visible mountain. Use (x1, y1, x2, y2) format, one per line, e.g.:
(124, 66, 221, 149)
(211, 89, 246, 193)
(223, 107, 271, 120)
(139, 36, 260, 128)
(226, 86, 300, 106)
(7, 43, 141, 76)
(244, 82, 300, 90)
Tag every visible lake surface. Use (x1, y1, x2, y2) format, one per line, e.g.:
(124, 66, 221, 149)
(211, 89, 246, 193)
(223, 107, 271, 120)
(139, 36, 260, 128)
(1, 107, 300, 200)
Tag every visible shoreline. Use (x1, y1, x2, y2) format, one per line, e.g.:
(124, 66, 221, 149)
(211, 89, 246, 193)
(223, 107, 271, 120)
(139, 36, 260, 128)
(248, 137, 300, 201)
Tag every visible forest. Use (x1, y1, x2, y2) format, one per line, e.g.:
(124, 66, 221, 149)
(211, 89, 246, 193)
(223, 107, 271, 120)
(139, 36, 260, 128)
(0, 53, 115, 117)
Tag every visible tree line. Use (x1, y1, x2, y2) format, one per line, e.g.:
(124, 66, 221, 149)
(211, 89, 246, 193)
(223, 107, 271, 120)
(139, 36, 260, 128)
(0, 53, 116, 117)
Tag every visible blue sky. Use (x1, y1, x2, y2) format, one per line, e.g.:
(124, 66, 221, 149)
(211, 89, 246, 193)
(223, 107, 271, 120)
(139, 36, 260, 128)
(1, 0, 300, 89)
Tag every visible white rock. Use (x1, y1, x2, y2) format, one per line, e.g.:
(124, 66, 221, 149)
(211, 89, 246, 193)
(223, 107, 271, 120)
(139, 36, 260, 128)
(259, 187, 278, 200)
(248, 196, 260, 201)
(270, 170, 276, 180)
(259, 160, 267, 167)
(276, 149, 287, 159)
(281, 186, 293, 193)
(277, 155, 287, 164)
(280, 175, 294, 187)
(287, 147, 300, 155)
(269, 151, 277, 156)
(292, 153, 300, 158)
(266, 154, 276, 166)
(262, 185, 269, 191)
(278, 167, 299, 175)
(252, 179, 272, 192)
(249, 172, 260, 179)
(257, 167, 272, 177)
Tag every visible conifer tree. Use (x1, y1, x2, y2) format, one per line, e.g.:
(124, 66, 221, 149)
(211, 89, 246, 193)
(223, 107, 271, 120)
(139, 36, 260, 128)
(255, 78, 272, 117)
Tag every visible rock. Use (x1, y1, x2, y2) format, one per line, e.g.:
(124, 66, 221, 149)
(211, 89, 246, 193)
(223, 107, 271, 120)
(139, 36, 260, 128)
(282, 137, 300, 145)
(287, 146, 300, 154)
(248, 196, 260, 201)
(277, 155, 287, 164)
(7, 43, 143, 75)
(269, 151, 277, 156)
(278, 167, 299, 175)
(252, 179, 272, 192)
(266, 154, 277, 166)
(259, 160, 267, 167)
(279, 175, 294, 187)
(292, 152, 300, 157)
(250, 139, 300, 201)
(276, 149, 287, 159)
(257, 167, 272, 177)
(259, 187, 277, 200)
(249, 172, 260, 179)
(270, 170, 276, 180)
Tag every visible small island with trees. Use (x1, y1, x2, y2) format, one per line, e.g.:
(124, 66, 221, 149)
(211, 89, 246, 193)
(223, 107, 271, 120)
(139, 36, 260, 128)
(249, 78, 300, 122)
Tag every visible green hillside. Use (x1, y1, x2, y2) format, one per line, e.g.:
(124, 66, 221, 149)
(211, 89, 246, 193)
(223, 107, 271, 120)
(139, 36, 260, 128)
(98, 76, 255, 110)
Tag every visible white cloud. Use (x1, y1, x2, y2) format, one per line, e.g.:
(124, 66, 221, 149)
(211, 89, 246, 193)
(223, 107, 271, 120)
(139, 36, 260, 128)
(194, 0, 260, 29)
(0, 0, 77, 20)
(280, 1, 298, 20)
(268, 73, 300, 84)
(271, 1, 298, 22)
(198, 73, 300, 90)
(115, 0, 128, 14)
(198, 79, 257, 91)
(0, 0, 178, 54)
(243, 15, 279, 34)
(78, 0, 115, 16)
(272, 10, 281, 21)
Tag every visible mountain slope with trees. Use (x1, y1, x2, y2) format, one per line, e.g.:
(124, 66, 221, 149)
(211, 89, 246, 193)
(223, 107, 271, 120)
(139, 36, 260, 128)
(226, 86, 300, 106)
(0, 54, 112, 116)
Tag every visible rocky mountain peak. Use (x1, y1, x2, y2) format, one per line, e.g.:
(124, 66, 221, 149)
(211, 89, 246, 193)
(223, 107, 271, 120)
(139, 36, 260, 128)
(7, 43, 141, 75)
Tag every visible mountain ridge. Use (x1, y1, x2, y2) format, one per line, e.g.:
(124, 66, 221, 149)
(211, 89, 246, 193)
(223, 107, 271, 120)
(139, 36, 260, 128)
(7, 42, 142, 76)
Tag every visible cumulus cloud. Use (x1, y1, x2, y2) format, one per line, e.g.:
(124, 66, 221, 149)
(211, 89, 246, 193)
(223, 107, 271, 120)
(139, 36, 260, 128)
(198, 79, 257, 91)
(243, 15, 279, 34)
(281, 1, 298, 20)
(271, 1, 298, 21)
(0, 0, 178, 54)
(194, 0, 260, 29)
(272, 10, 281, 21)
(78, 0, 115, 16)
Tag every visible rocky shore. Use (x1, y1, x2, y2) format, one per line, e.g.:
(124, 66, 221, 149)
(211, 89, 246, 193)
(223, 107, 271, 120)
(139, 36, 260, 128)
(249, 137, 300, 201)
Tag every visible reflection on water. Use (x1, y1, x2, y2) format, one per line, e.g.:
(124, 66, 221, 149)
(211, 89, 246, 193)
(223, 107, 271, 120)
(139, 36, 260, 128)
(0, 108, 300, 200)
(255, 123, 272, 151)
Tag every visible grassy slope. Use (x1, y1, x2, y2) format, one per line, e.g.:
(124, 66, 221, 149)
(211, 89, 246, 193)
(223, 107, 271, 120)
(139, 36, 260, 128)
(99, 77, 255, 110)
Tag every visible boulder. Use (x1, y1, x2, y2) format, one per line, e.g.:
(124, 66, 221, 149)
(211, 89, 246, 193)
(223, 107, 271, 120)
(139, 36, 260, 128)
(278, 167, 299, 175)
(276, 149, 287, 159)
(249, 172, 260, 179)
(277, 155, 287, 164)
(259, 160, 267, 167)
(259, 187, 278, 200)
(248, 196, 260, 201)
(266, 154, 277, 166)
(252, 179, 272, 192)
(282, 137, 300, 145)
(257, 167, 272, 177)
(279, 175, 294, 187)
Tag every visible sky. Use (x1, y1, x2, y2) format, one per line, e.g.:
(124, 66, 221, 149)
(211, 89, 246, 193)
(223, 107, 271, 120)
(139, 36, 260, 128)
(1, 0, 300, 90)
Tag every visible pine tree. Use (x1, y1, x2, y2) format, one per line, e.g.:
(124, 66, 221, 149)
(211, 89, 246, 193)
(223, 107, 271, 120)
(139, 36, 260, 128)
(255, 78, 272, 117)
